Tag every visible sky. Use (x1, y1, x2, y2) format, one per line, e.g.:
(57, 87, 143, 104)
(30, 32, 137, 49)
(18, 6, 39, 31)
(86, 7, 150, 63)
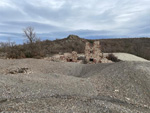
(0, 0, 150, 43)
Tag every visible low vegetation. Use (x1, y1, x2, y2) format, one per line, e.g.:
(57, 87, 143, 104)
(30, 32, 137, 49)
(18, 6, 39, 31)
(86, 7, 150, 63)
(106, 53, 121, 62)
(0, 27, 150, 60)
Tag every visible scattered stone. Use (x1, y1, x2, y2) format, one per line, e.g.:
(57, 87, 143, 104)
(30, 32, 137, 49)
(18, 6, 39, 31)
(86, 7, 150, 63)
(5, 67, 32, 74)
(114, 89, 119, 92)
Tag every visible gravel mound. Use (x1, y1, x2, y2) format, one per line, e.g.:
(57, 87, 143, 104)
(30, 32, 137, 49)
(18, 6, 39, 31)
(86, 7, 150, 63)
(112, 53, 149, 62)
(0, 59, 150, 112)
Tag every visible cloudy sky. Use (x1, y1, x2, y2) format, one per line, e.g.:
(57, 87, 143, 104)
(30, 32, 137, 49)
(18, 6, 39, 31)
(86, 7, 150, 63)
(0, 0, 150, 43)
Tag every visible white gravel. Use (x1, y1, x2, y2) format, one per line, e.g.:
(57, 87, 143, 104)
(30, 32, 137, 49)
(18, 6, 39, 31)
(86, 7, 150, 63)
(0, 59, 150, 112)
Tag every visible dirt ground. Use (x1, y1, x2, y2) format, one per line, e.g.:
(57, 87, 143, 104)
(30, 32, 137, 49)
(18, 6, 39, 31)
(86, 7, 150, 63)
(0, 58, 150, 113)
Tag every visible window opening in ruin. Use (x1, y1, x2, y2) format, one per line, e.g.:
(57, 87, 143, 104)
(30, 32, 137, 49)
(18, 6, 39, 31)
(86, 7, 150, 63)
(69, 59, 73, 62)
(90, 58, 94, 62)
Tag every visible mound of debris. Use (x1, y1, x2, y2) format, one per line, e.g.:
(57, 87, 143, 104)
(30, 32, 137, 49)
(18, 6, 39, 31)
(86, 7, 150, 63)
(0, 60, 150, 112)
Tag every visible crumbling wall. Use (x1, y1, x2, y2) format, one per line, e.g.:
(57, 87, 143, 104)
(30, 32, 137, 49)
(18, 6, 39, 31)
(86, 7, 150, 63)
(85, 41, 102, 63)
(72, 51, 78, 62)
(85, 42, 91, 62)
(51, 51, 78, 62)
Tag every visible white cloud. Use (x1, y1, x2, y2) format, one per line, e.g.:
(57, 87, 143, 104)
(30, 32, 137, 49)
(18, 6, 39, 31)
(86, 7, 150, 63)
(0, 0, 150, 41)
(28, 0, 65, 9)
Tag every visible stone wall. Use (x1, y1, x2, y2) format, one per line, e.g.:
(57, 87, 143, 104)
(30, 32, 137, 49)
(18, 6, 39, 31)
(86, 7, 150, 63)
(85, 41, 102, 63)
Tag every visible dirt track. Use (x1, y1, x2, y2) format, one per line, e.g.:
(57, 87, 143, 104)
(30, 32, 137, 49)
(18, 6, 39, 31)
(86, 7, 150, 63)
(0, 59, 150, 112)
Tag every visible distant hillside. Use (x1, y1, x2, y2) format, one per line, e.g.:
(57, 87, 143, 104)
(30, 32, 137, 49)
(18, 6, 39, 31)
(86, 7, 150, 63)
(40, 35, 86, 55)
(99, 38, 150, 60)
(1, 35, 150, 60)
(41, 35, 150, 60)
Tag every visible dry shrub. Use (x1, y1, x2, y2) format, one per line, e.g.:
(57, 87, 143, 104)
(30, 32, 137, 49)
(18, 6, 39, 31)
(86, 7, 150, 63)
(6, 42, 45, 59)
(106, 53, 121, 62)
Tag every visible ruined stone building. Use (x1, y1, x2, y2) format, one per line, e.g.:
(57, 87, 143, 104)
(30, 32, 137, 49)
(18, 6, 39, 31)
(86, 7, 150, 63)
(50, 41, 104, 63)
(58, 51, 78, 62)
(66, 51, 78, 62)
(85, 41, 103, 63)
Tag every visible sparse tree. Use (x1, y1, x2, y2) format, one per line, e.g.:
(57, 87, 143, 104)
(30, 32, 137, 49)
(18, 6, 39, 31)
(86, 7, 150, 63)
(23, 26, 37, 44)
(22, 26, 44, 58)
